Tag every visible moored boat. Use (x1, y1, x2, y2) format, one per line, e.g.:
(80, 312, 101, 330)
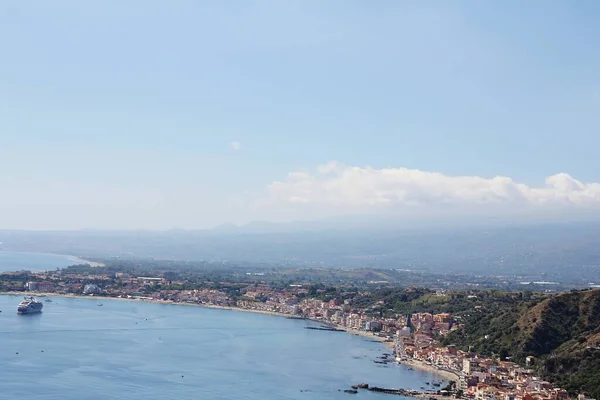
(17, 297, 44, 314)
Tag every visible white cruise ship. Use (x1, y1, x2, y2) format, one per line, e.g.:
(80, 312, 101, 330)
(17, 297, 44, 314)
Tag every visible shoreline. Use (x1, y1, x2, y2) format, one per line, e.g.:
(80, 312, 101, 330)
(0, 251, 105, 268)
(343, 326, 395, 349)
(338, 326, 459, 382)
(63, 255, 105, 268)
(1, 292, 456, 383)
(0, 292, 305, 319)
(401, 359, 461, 382)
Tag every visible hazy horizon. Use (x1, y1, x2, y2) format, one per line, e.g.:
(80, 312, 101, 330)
(2, 2, 600, 230)
(1, 212, 600, 233)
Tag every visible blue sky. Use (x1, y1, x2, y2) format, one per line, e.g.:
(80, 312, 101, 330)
(1, 1, 599, 229)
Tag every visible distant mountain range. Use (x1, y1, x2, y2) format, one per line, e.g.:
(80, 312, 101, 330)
(1, 220, 599, 283)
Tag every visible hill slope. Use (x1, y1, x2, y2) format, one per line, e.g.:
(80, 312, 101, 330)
(446, 289, 600, 397)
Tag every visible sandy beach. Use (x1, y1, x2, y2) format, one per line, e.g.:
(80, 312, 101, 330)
(343, 326, 395, 349)
(0, 251, 106, 268)
(401, 358, 460, 382)
(64, 255, 105, 267)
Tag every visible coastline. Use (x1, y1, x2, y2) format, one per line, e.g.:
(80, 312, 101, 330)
(0, 291, 456, 383)
(0, 251, 105, 268)
(64, 255, 105, 268)
(343, 326, 395, 349)
(0, 292, 302, 318)
(339, 326, 459, 381)
(401, 358, 460, 382)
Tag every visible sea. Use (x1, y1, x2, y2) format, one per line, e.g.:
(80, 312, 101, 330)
(0, 251, 80, 272)
(0, 295, 446, 400)
(0, 252, 445, 399)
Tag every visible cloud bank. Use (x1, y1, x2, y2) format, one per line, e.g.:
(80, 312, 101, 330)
(266, 163, 600, 218)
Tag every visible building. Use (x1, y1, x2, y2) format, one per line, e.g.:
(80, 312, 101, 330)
(525, 356, 535, 366)
(464, 359, 474, 374)
(83, 284, 102, 295)
(27, 281, 55, 292)
(399, 326, 412, 337)
(365, 321, 383, 332)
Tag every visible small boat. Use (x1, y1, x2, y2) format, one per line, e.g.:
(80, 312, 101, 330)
(97, 303, 103, 306)
(45, 299, 53, 303)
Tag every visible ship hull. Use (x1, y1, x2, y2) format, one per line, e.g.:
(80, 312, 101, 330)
(17, 308, 42, 315)
(17, 300, 43, 314)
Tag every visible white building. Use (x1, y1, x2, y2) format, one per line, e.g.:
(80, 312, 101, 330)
(83, 284, 102, 295)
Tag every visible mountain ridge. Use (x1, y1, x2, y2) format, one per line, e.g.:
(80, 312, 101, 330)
(447, 289, 600, 396)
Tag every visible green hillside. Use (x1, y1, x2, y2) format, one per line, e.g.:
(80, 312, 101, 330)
(446, 289, 600, 397)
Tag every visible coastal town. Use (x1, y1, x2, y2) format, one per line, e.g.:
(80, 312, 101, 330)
(237, 294, 595, 400)
(0, 268, 596, 400)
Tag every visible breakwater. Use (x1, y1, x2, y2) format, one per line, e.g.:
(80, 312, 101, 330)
(347, 383, 451, 399)
(304, 326, 346, 332)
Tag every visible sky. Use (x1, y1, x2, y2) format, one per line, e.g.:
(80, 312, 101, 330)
(1, 1, 600, 230)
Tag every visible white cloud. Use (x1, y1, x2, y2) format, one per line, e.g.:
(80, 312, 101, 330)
(230, 141, 242, 150)
(265, 162, 600, 217)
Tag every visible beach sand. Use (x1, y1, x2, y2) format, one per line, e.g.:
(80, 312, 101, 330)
(343, 327, 395, 349)
(401, 359, 460, 382)
(64, 255, 105, 267)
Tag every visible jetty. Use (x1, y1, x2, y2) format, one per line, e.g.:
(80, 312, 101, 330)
(304, 326, 345, 332)
(349, 383, 452, 399)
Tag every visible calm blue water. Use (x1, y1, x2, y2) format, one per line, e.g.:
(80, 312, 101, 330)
(0, 251, 78, 272)
(0, 295, 445, 400)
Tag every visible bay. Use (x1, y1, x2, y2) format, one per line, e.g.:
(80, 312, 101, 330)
(0, 295, 445, 400)
(0, 251, 80, 272)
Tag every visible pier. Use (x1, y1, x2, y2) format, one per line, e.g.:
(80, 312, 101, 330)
(349, 383, 453, 399)
(304, 326, 345, 332)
